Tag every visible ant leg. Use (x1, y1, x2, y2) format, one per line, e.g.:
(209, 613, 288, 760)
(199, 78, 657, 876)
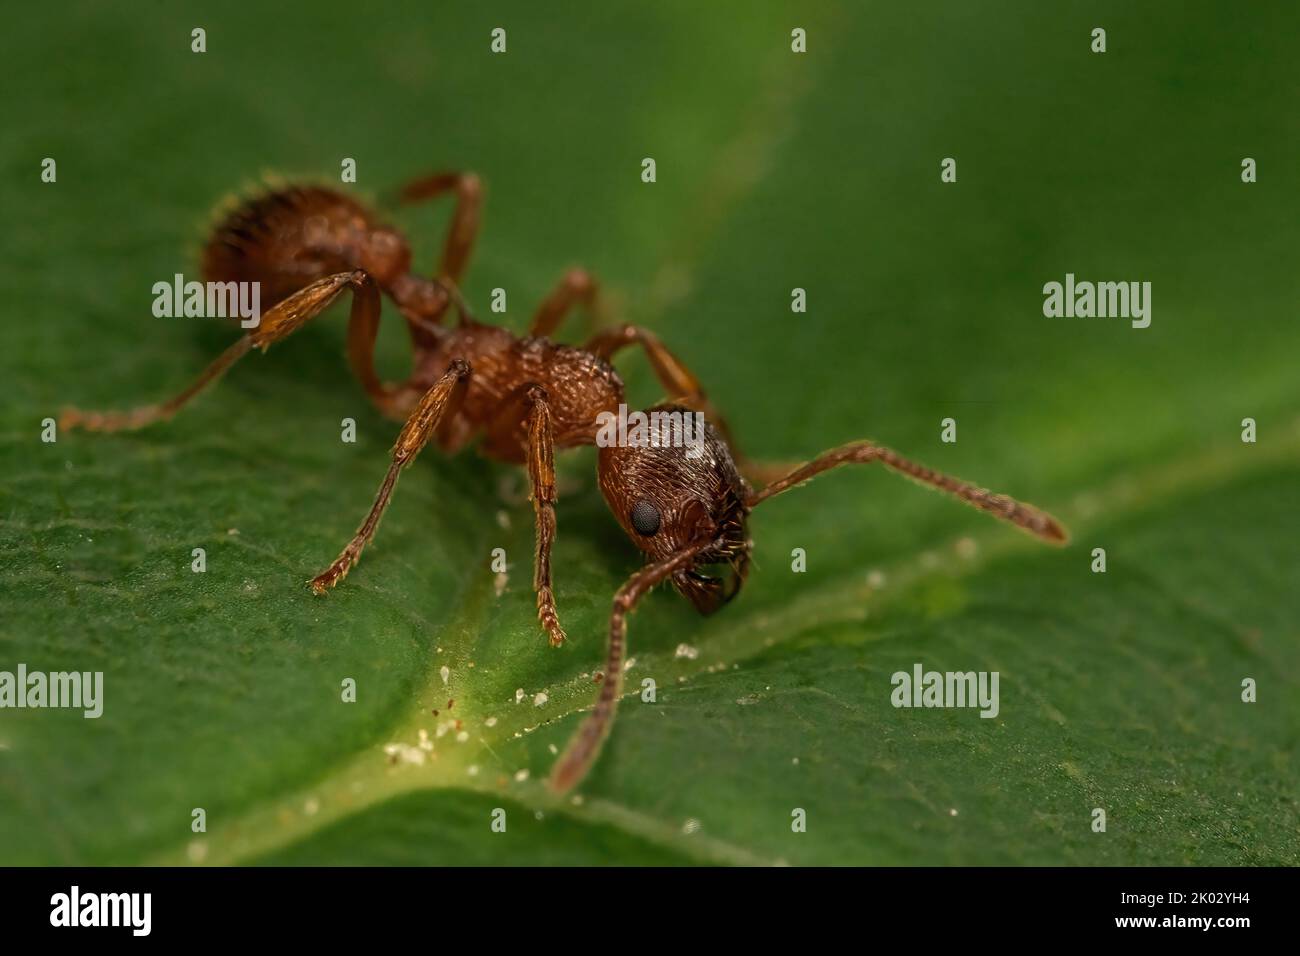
(62, 271, 403, 433)
(310, 359, 471, 594)
(394, 171, 482, 283)
(484, 384, 567, 646)
(525, 385, 565, 646)
(529, 268, 597, 339)
(582, 323, 798, 485)
(60, 336, 254, 434)
(748, 441, 1069, 545)
(583, 322, 743, 448)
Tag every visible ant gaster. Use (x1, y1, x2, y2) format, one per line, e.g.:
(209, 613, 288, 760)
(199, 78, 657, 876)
(62, 171, 1069, 793)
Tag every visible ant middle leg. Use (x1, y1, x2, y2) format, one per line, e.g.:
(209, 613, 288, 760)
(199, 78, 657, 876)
(529, 268, 598, 339)
(395, 171, 483, 284)
(61, 270, 406, 433)
(310, 359, 471, 594)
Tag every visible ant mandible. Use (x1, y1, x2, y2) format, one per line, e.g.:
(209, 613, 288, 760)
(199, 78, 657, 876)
(61, 170, 1069, 793)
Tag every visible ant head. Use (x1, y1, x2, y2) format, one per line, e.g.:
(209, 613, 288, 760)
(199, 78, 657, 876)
(597, 403, 752, 615)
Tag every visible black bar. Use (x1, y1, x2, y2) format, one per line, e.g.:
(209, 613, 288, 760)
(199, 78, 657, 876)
(1, 866, 1288, 941)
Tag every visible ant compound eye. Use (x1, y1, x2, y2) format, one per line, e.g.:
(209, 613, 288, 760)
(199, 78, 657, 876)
(630, 500, 661, 536)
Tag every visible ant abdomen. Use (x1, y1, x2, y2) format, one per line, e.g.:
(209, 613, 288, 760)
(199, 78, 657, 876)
(202, 185, 409, 303)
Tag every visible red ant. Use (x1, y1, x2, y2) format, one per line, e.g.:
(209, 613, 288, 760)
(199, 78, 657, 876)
(61, 170, 1069, 793)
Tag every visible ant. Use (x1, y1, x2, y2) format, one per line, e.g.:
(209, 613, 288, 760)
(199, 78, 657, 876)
(61, 170, 1069, 793)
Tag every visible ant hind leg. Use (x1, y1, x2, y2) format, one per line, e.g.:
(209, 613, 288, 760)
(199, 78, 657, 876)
(61, 270, 404, 432)
(394, 171, 482, 284)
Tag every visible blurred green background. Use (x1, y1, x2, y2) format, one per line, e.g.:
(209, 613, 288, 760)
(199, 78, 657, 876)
(1, 1, 1296, 865)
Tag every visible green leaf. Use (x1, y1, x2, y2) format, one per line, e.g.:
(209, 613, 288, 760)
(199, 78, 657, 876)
(1, 1, 1296, 866)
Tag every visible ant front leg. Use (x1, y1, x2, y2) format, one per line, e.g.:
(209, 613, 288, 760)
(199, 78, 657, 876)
(395, 171, 482, 284)
(584, 324, 728, 431)
(529, 268, 598, 339)
(62, 270, 405, 432)
(525, 387, 566, 647)
(582, 324, 799, 485)
(310, 359, 471, 594)
(485, 383, 567, 647)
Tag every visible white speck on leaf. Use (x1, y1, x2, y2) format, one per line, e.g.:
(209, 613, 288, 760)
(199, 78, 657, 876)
(383, 742, 426, 765)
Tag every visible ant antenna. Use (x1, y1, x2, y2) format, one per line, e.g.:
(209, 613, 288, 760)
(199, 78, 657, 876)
(548, 536, 718, 793)
(748, 440, 1068, 545)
